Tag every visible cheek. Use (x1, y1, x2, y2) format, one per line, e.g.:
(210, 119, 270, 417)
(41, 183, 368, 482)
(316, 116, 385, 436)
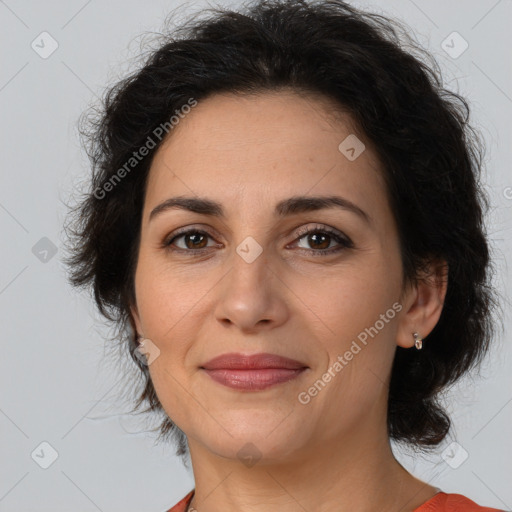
(135, 253, 211, 340)
(135, 266, 201, 429)
(301, 262, 400, 340)
(296, 254, 402, 384)
(133, 255, 219, 389)
(299, 274, 399, 429)
(133, 263, 197, 407)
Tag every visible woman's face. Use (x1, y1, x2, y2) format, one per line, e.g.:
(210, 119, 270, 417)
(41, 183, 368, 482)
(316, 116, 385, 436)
(131, 91, 413, 463)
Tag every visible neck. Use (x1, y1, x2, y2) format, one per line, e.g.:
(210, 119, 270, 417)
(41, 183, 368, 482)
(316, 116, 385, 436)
(185, 413, 439, 512)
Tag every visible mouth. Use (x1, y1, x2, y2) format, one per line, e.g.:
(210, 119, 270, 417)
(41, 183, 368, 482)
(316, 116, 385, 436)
(200, 352, 309, 391)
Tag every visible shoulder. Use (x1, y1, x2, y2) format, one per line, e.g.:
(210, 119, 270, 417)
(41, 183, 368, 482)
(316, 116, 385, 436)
(415, 492, 507, 512)
(165, 489, 194, 512)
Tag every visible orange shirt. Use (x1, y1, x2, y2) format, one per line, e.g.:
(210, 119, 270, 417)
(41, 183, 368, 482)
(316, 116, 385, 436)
(165, 490, 506, 512)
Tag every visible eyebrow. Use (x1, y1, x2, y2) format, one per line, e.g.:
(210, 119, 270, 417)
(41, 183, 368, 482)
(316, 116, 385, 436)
(149, 195, 372, 225)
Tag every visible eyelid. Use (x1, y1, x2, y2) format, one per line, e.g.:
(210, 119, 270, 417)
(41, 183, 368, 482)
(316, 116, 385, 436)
(163, 222, 353, 255)
(163, 223, 221, 242)
(289, 223, 354, 251)
(163, 225, 222, 250)
(292, 223, 351, 242)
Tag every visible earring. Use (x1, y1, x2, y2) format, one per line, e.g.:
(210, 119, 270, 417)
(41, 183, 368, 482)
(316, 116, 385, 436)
(136, 334, 145, 346)
(413, 332, 423, 350)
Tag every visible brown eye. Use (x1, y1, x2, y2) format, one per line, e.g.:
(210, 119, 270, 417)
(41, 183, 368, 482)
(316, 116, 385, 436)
(304, 232, 331, 250)
(165, 229, 216, 251)
(292, 225, 354, 256)
(182, 232, 208, 249)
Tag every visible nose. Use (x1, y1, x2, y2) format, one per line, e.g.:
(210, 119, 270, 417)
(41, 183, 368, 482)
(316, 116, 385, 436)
(214, 249, 289, 334)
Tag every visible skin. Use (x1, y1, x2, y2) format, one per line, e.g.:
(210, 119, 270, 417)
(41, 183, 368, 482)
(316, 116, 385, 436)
(130, 90, 448, 512)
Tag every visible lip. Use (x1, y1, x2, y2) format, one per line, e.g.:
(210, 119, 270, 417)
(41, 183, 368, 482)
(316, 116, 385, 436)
(201, 352, 308, 370)
(200, 352, 309, 391)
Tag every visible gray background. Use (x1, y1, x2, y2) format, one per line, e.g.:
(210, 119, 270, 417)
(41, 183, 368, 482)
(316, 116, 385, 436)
(1, 0, 511, 510)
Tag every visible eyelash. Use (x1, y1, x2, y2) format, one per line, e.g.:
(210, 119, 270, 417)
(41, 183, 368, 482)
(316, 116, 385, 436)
(163, 224, 354, 257)
(293, 224, 354, 256)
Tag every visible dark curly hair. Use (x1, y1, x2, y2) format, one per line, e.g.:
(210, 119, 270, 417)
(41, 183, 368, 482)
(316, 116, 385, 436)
(63, 0, 501, 460)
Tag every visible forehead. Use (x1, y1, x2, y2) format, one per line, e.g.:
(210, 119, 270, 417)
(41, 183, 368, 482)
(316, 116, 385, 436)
(144, 91, 388, 221)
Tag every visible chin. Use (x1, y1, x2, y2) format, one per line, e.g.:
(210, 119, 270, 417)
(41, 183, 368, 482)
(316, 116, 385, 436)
(198, 420, 312, 465)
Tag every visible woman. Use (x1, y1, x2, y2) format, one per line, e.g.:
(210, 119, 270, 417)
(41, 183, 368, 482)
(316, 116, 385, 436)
(64, 0, 504, 510)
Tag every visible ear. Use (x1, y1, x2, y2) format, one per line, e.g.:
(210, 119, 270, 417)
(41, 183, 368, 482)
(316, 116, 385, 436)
(396, 258, 449, 349)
